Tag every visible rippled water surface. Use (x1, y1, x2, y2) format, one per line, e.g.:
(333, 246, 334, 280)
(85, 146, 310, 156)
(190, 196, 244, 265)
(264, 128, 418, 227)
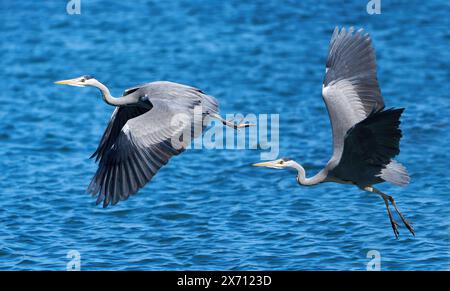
(0, 1, 449, 270)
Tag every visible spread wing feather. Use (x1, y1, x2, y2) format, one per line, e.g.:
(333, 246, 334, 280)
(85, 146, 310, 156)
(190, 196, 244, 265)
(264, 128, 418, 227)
(322, 27, 384, 166)
(88, 82, 218, 207)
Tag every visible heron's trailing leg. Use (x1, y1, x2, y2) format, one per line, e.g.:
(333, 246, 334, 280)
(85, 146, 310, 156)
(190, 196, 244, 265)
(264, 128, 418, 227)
(364, 186, 414, 238)
(380, 190, 400, 238)
(210, 113, 255, 129)
(378, 189, 415, 236)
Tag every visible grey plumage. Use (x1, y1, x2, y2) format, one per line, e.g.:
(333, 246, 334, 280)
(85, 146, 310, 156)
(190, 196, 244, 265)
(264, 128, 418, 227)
(55, 75, 252, 207)
(88, 82, 218, 207)
(330, 107, 408, 187)
(379, 159, 410, 187)
(253, 27, 413, 238)
(322, 27, 408, 186)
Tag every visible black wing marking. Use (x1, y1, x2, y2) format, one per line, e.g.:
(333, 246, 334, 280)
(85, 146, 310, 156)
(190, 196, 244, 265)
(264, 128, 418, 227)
(330, 108, 405, 186)
(90, 105, 152, 162)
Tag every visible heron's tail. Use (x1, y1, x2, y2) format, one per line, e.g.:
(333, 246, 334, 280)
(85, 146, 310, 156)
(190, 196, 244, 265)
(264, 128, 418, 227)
(379, 159, 410, 186)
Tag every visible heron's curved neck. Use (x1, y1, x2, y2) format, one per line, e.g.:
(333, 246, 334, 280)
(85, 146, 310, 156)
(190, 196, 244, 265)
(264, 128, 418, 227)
(96, 81, 136, 106)
(291, 161, 326, 186)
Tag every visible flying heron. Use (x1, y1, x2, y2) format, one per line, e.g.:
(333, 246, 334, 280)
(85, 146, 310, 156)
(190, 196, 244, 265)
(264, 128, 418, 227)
(55, 78, 252, 207)
(253, 27, 414, 238)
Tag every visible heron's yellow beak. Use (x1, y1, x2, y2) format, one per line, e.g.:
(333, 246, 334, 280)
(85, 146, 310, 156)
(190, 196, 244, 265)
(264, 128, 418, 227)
(54, 78, 84, 87)
(54, 79, 72, 85)
(252, 161, 276, 167)
(252, 159, 285, 169)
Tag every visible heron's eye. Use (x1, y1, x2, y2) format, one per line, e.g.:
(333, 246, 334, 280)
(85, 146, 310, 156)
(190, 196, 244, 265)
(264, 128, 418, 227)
(81, 78, 85, 82)
(279, 160, 284, 164)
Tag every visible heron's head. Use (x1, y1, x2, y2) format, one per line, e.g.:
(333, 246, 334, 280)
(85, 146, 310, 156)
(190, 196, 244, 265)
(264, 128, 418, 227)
(54, 75, 97, 87)
(252, 157, 294, 170)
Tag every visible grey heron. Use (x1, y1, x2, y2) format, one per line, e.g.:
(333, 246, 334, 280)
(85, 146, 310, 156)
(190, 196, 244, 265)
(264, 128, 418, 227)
(253, 27, 414, 238)
(55, 78, 252, 207)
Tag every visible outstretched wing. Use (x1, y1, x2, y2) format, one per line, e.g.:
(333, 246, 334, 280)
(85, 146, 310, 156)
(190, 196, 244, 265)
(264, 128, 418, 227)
(90, 84, 152, 161)
(330, 108, 409, 187)
(90, 106, 150, 162)
(88, 82, 218, 207)
(322, 27, 384, 167)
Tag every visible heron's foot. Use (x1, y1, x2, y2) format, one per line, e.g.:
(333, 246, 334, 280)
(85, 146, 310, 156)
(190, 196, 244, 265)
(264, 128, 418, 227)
(389, 215, 400, 239)
(223, 120, 255, 129)
(388, 196, 415, 237)
(229, 116, 256, 129)
(210, 113, 255, 130)
(234, 122, 256, 129)
(381, 197, 400, 239)
(368, 186, 415, 238)
(401, 218, 415, 237)
(363, 186, 399, 239)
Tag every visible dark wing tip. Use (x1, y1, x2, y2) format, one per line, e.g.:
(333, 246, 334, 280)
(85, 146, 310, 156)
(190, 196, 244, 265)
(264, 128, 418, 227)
(344, 107, 405, 166)
(88, 137, 185, 208)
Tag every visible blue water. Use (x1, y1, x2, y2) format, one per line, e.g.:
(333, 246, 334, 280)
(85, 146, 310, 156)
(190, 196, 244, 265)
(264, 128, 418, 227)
(0, 1, 449, 270)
